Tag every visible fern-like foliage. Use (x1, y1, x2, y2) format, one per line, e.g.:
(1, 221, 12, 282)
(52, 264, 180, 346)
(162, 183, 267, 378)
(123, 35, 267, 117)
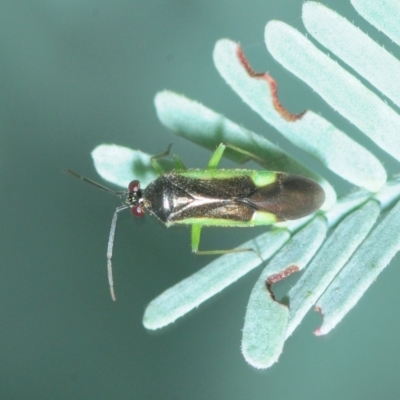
(91, 1, 400, 369)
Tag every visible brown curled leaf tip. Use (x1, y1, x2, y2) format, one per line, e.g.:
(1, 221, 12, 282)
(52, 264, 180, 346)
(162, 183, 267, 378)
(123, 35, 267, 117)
(236, 45, 306, 122)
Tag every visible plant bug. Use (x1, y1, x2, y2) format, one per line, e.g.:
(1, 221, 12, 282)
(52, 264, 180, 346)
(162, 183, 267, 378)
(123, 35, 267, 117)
(67, 143, 325, 300)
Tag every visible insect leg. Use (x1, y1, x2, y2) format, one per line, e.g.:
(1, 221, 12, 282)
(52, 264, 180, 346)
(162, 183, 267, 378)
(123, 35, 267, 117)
(207, 143, 283, 170)
(206, 143, 227, 169)
(191, 224, 202, 253)
(172, 155, 187, 171)
(191, 224, 262, 258)
(150, 143, 172, 175)
(221, 143, 269, 166)
(107, 205, 129, 301)
(150, 144, 188, 173)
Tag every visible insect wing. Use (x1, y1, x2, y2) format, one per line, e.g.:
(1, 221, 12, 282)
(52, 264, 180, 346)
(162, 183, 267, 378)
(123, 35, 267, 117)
(242, 173, 325, 220)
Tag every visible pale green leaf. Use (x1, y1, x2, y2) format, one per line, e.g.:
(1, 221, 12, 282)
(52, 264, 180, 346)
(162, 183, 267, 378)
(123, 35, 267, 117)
(91, 144, 173, 188)
(303, 2, 400, 107)
(242, 217, 327, 369)
(315, 199, 400, 335)
(214, 38, 386, 192)
(154, 90, 334, 207)
(265, 20, 399, 165)
(143, 229, 289, 330)
(351, 0, 400, 46)
(286, 200, 380, 338)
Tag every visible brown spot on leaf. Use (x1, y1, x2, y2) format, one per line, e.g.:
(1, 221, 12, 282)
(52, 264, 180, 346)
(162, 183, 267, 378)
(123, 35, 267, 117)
(266, 265, 299, 287)
(264, 265, 299, 304)
(313, 306, 324, 336)
(236, 45, 306, 122)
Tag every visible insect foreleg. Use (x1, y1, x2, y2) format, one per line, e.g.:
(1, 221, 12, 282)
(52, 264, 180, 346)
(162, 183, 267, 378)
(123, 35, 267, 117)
(150, 144, 188, 173)
(207, 143, 227, 169)
(150, 143, 172, 175)
(172, 155, 187, 171)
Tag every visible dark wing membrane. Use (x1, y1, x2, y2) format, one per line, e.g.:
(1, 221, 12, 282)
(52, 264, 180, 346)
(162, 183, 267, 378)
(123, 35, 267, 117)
(240, 173, 325, 221)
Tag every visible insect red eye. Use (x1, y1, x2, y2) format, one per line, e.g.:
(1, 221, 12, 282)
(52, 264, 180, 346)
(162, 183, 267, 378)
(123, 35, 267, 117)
(128, 180, 141, 193)
(131, 205, 145, 217)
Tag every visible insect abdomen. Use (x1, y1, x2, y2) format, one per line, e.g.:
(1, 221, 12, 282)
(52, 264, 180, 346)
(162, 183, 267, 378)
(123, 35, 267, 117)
(246, 172, 325, 220)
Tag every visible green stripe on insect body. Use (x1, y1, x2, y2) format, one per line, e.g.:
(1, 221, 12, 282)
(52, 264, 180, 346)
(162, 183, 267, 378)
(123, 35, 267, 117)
(67, 143, 325, 300)
(179, 168, 277, 185)
(173, 211, 278, 227)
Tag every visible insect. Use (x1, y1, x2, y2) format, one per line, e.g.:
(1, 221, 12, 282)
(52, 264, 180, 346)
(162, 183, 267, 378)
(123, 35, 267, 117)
(67, 143, 325, 300)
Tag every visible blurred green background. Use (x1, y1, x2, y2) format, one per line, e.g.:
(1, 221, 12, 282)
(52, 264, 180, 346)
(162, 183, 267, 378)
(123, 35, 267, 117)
(1, 1, 400, 399)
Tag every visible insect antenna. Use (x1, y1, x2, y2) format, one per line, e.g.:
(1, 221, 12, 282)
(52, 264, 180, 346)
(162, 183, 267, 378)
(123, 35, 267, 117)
(65, 168, 130, 300)
(107, 205, 129, 301)
(64, 169, 126, 197)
